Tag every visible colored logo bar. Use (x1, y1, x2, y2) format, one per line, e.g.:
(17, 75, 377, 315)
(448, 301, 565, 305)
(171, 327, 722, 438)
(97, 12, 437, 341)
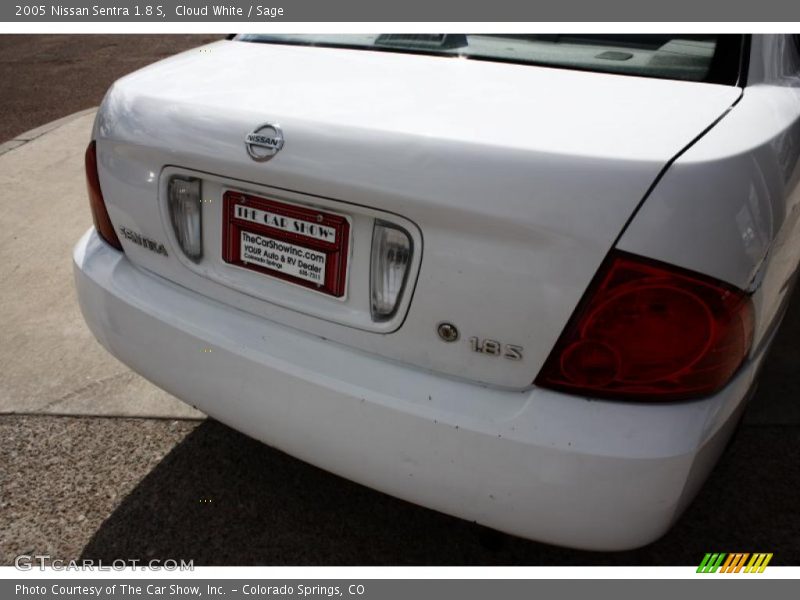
(697, 553, 773, 573)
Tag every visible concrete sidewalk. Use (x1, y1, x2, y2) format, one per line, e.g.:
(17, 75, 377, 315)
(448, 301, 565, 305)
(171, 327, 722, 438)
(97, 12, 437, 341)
(0, 110, 203, 419)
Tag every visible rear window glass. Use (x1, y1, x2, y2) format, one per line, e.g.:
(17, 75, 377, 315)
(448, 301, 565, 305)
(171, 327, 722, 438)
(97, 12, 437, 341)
(235, 34, 744, 85)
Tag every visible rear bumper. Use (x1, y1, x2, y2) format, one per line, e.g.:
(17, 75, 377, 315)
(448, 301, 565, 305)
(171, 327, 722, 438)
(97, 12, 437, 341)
(74, 228, 759, 550)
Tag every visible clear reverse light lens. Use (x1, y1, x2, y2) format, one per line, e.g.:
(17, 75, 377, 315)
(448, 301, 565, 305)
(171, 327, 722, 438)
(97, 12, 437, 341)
(370, 221, 412, 321)
(168, 177, 202, 261)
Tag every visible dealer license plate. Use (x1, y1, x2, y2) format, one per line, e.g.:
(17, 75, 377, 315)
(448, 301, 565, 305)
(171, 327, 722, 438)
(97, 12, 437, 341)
(222, 191, 350, 297)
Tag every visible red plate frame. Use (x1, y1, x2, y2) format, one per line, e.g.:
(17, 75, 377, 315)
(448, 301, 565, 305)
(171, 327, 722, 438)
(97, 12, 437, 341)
(222, 190, 350, 297)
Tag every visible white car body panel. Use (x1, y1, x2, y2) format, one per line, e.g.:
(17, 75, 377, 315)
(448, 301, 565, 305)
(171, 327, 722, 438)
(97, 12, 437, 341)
(618, 36, 800, 351)
(74, 35, 800, 549)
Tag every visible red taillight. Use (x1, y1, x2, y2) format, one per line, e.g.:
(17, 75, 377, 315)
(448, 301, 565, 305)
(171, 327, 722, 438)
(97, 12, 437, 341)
(535, 251, 754, 402)
(85, 141, 123, 251)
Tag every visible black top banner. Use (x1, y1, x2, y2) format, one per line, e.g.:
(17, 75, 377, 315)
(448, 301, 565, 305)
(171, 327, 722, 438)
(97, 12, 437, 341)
(4, 0, 800, 22)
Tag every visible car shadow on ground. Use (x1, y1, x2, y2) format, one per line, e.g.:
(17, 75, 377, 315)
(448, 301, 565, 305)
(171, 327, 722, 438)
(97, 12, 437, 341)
(80, 291, 800, 566)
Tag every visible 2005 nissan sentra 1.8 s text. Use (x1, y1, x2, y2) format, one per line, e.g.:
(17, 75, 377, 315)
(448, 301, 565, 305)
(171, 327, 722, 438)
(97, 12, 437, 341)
(73, 34, 800, 550)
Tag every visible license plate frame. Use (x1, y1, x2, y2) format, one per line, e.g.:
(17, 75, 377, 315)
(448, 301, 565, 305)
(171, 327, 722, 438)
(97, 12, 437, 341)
(222, 190, 350, 298)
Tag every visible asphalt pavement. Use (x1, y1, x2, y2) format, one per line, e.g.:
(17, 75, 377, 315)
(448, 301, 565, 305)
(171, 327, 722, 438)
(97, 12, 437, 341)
(0, 35, 222, 143)
(0, 35, 798, 566)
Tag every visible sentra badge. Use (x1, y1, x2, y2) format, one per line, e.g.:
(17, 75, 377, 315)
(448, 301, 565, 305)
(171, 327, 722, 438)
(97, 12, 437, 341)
(119, 227, 168, 256)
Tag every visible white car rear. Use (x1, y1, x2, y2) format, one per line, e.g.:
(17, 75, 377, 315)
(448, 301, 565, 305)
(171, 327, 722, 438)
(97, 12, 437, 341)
(74, 34, 800, 550)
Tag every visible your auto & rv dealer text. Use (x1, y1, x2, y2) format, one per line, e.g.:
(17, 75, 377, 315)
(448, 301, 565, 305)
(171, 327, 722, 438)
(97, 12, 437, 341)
(15, 4, 285, 18)
(15, 584, 367, 598)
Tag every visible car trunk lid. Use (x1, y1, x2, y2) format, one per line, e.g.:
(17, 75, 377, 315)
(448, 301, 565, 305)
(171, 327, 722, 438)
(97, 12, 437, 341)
(93, 40, 741, 388)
